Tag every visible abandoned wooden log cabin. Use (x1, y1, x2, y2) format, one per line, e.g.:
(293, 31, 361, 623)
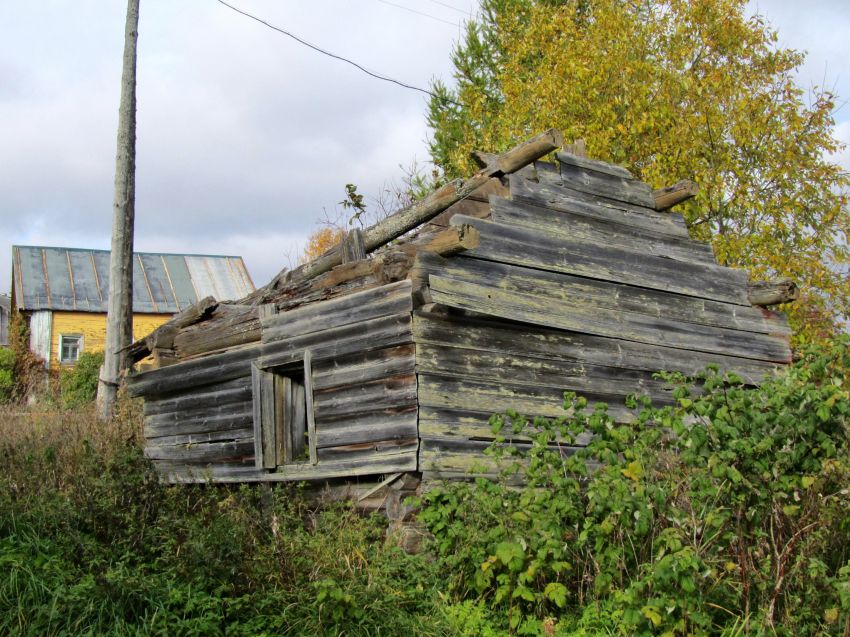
(125, 130, 795, 487)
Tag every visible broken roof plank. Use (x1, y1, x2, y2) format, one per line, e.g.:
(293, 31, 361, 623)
(266, 129, 564, 289)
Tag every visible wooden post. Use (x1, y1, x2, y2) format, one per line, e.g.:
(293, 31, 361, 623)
(97, 0, 140, 421)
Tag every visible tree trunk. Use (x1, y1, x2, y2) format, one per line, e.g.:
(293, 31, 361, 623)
(97, 0, 140, 421)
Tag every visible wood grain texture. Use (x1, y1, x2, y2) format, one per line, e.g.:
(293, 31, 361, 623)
(258, 313, 413, 370)
(451, 213, 751, 305)
(490, 195, 716, 264)
(262, 280, 412, 343)
(417, 252, 788, 337)
(509, 173, 690, 238)
(126, 345, 258, 398)
(428, 275, 790, 362)
(556, 159, 655, 207)
(412, 311, 780, 384)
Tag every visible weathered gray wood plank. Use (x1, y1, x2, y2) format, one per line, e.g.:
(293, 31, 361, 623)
(419, 406, 593, 447)
(272, 449, 418, 481)
(145, 426, 255, 449)
(555, 151, 633, 180)
(418, 252, 788, 337)
(312, 374, 417, 420)
(555, 159, 655, 207)
(143, 377, 252, 416)
(145, 438, 255, 462)
(127, 345, 258, 398)
(311, 344, 416, 391)
(418, 373, 641, 424)
(509, 173, 690, 238)
(490, 196, 716, 264)
(428, 275, 790, 362)
(316, 408, 418, 448)
(412, 312, 781, 384)
(145, 402, 254, 427)
(451, 213, 751, 305)
(416, 342, 674, 400)
(258, 312, 413, 370)
(145, 410, 253, 439)
(262, 280, 412, 343)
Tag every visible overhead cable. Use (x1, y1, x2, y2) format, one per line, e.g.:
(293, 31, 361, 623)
(215, 0, 459, 105)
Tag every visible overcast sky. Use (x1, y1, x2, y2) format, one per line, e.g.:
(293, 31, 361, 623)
(1, 0, 848, 297)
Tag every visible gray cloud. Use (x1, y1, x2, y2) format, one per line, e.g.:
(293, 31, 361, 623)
(1, 0, 847, 294)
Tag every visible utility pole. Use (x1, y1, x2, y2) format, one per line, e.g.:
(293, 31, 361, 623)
(98, 0, 141, 421)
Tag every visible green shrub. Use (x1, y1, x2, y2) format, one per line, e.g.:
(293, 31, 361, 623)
(419, 336, 850, 636)
(0, 347, 14, 403)
(60, 351, 103, 408)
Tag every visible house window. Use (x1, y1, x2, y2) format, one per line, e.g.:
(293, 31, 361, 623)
(59, 334, 83, 363)
(253, 350, 316, 469)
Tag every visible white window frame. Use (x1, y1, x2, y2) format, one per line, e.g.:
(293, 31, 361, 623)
(59, 334, 83, 364)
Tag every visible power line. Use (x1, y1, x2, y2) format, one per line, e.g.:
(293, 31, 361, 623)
(376, 0, 460, 27)
(427, 0, 471, 16)
(214, 0, 458, 105)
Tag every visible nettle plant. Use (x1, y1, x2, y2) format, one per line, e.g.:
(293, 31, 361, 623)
(419, 337, 850, 636)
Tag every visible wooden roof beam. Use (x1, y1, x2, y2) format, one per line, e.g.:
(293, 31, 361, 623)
(747, 278, 798, 307)
(653, 180, 699, 211)
(266, 129, 564, 291)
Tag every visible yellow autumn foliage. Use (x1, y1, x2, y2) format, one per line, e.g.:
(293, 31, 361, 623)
(428, 0, 850, 344)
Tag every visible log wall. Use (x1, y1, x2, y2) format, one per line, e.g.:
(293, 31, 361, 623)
(414, 155, 792, 480)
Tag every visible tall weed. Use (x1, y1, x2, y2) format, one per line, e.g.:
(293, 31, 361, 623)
(0, 398, 448, 636)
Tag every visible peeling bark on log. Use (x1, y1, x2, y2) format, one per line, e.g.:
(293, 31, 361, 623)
(748, 279, 798, 306)
(653, 180, 699, 211)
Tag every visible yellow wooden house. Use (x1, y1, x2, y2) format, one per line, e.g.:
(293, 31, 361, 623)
(11, 246, 255, 369)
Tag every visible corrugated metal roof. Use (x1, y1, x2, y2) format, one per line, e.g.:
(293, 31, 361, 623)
(12, 246, 255, 313)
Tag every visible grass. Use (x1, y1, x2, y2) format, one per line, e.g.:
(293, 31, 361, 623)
(0, 398, 453, 636)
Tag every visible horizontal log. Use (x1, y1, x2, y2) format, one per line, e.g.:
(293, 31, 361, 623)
(452, 213, 752, 305)
(418, 373, 639, 423)
(490, 195, 715, 264)
(311, 344, 415, 391)
(316, 409, 418, 449)
(145, 401, 253, 428)
(748, 278, 799, 306)
(418, 252, 786, 336)
(145, 411, 254, 439)
(509, 173, 689, 239)
(145, 438, 255, 462)
(126, 345, 259, 398)
(555, 151, 633, 180)
(262, 280, 412, 343)
(428, 274, 790, 362)
(416, 342, 674, 401)
(412, 311, 781, 384)
(271, 452, 418, 481)
(556, 157, 654, 207)
(537, 168, 691, 231)
(153, 461, 263, 483)
(653, 180, 699, 211)
(401, 224, 481, 258)
(146, 426, 254, 448)
(313, 374, 417, 420)
(419, 406, 593, 446)
(126, 295, 218, 363)
(258, 311, 412, 369)
(318, 438, 418, 461)
(144, 378, 252, 416)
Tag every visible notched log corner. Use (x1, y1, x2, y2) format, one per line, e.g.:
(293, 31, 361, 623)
(653, 180, 699, 211)
(748, 278, 799, 307)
